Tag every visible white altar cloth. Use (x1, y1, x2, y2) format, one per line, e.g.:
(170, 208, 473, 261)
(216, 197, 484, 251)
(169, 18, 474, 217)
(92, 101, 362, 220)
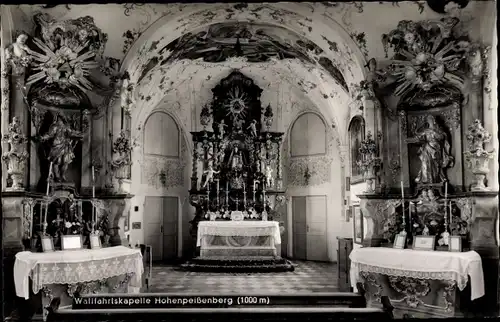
(14, 246, 143, 299)
(196, 221, 281, 247)
(349, 247, 484, 301)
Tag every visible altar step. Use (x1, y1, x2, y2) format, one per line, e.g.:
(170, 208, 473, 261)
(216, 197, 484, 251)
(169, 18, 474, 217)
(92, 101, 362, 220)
(179, 256, 295, 272)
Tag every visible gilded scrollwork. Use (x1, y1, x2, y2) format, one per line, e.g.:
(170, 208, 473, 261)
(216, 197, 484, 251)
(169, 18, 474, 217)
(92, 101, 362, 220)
(388, 276, 431, 308)
(454, 198, 472, 225)
(442, 280, 457, 313)
(360, 271, 383, 303)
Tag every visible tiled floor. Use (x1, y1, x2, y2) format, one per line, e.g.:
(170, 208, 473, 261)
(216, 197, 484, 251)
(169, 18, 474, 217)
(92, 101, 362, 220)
(143, 260, 339, 293)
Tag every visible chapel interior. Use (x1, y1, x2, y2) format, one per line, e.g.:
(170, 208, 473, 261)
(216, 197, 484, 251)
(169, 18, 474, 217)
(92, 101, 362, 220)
(1, 1, 499, 321)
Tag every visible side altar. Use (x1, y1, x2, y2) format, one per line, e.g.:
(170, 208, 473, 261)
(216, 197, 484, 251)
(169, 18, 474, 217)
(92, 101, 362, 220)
(184, 71, 290, 270)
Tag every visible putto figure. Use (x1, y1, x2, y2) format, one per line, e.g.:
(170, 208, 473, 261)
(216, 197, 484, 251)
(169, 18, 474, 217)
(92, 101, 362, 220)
(202, 164, 219, 188)
(40, 116, 84, 182)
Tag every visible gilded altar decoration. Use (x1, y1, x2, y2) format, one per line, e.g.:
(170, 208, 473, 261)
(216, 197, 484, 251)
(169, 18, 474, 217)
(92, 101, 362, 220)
(2, 117, 29, 191)
(120, 72, 136, 114)
(24, 13, 106, 93)
(356, 131, 382, 193)
(463, 120, 495, 191)
(406, 115, 454, 184)
(110, 130, 134, 184)
(388, 276, 431, 308)
(189, 71, 284, 233)
(377, 18, 479, 98)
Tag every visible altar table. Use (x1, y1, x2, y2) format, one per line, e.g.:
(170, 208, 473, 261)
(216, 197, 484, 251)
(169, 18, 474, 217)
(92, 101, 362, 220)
(349, 247, 484, 318)
(197, 221, 281, 257)
(14, 246, 143, 321)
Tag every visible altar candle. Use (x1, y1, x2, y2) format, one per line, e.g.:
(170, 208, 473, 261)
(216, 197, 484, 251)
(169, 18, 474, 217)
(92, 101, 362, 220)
(444, 181, 448, 200)
(400, 180, 405, 229)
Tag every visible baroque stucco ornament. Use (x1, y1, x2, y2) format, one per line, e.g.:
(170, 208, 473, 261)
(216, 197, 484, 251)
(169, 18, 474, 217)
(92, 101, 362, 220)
(463, 120, 495, 191)
(2, 117, 29, 191)
(25, 13, 107, 93)
(375, 18, 480, 98)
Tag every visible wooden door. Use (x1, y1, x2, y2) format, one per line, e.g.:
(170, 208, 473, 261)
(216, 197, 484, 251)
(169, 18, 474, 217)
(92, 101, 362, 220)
(306, 195, 328, 261)
(143, 197, 163, 261)
(292, 196, 307, 260)
(162, 196, 178, 261)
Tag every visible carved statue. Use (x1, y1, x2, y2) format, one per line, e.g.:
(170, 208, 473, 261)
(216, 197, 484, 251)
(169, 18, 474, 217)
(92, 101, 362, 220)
(228, 146, 243, 170)
(407, 115, 454, 184)
(264, 164, 274, 188)
(5, 34, 33, 75)
(247, 120, 258, 137)
(120, 73, 136, 114)
(466, 45, 483, 79)
(202, 164, 219, 188)
(40, 116, 84, 182)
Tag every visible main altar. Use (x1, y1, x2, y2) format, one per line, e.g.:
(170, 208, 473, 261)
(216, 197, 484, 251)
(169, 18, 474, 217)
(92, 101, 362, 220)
(184, 71, 290, 271)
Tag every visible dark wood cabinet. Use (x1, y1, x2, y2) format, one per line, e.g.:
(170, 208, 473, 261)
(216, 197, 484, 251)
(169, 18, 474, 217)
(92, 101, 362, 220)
(337, 237, 353, 292)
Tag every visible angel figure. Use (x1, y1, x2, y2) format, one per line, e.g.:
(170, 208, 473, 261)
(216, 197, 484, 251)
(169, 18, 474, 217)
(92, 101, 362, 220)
(422, 225, 430, 236)
(5, 34, 33, 74)
(247, 120, 258, 137)
(249, 207, 258, 219)
(264, 164, 274, 188)
(202, 164, 219, 188)
(218, 121, 227, 138)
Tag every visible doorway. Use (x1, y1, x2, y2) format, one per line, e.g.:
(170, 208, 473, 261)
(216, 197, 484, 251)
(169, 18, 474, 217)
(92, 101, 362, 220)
(143, 196, 178, 261)
(292, 195, 328, 261)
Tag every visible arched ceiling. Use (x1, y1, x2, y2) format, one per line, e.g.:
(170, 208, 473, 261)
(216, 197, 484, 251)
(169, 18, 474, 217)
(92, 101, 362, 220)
(132, 58, 351, 142)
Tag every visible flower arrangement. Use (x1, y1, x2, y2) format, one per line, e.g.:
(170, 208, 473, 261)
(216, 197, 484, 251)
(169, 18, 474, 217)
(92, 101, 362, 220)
(112, 130, 134, 155)
(356, 131, 382, 173)
(465, 119, 492, 152)
(64, 221, 82, 235)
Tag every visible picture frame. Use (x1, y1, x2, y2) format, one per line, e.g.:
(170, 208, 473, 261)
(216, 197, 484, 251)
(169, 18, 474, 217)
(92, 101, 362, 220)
(413, 235, 436, 251)
(449, 236, 462, 252)
(393, 233, 407, 249)
(61, 235, 83, 251)
(89, 233, 101, 249)
(353, 206, 363, 244)
(41, 236, 54, 252)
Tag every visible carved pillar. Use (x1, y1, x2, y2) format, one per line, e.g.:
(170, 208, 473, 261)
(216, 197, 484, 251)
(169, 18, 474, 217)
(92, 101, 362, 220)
(363, 99, 376, 139)
(102, 195, 133, 247)
(358, 197, 401, 247)
(1, 7, 12, 191)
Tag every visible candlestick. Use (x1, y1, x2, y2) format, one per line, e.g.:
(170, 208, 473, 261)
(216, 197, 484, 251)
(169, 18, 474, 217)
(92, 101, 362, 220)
(444, 181, 448, 200)
(243, 191, 247, 208)
(449, 201, 453, 234)
(400, 181, 406, 231)
(215, 179, 220, 207)
(225, 181, 229, 207)
(92, 166, 95, 181)
(46, 162, 53, 195)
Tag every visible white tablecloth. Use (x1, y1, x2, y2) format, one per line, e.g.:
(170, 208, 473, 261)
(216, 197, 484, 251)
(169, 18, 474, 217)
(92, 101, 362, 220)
(14, 246, 143, 299)
(197, 221, 281, 247)
(349, 247, 484, 301)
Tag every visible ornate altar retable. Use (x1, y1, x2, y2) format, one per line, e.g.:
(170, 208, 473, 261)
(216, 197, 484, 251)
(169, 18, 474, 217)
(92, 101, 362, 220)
(349, 247, 484, 318)
(197, 221, 281, 258)
(14, 246, 143, 321)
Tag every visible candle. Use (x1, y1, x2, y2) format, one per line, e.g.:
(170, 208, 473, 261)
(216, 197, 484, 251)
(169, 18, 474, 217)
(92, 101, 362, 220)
(92, 166, 95, 182)
(444, 181, 448, 200)
(400, 181, 405, 231)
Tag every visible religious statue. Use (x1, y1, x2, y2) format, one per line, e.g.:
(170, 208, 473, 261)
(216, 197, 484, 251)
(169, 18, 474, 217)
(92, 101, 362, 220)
(247, 120, 258, 137)
(264, 164, 274, 188)
(407, 115, 454, 184)
(40, 116, 85, 182)
(422, 225, 430, 236)
(5, 34, 33, 75)
(228, 146, 244, 170)
(202, 164, 219, 188)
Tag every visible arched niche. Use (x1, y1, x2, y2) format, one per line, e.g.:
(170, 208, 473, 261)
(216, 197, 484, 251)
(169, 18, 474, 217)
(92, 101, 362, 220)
(348, 116, 365, 182)
(143, 111, 180, 158)
(290, 112, 327, 157)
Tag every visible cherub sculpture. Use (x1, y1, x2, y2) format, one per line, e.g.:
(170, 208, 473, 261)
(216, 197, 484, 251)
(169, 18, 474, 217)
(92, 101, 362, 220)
(264, 164, 274, 188)
(247, 120, 258, 137)
(202, 164, 219, 188)
(5, 34, 33, 74)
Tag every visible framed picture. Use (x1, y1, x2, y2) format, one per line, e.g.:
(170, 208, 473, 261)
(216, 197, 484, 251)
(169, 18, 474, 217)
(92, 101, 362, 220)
(89, 234, 101, 249)
(61, 235, 83, 251)
(393, 233, 407, 249)
(413, 235, 436, 251)
(41, 236, 54, 252)
(353, 206, 363, 244)
(449, 236, 462, 252)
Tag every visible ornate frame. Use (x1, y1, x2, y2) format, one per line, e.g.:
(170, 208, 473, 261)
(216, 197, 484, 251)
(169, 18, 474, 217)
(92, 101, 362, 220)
(353, 205, 363, 244)
(348, 115, 365, 184)
(448, 236, 462, 252)
(89, 233, 101, 249)
(413, 236, 436, 251)
(41, 236, 54, 252)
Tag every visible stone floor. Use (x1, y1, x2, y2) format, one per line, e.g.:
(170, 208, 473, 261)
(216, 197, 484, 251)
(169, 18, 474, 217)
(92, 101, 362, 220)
(143, 260, 339, 293)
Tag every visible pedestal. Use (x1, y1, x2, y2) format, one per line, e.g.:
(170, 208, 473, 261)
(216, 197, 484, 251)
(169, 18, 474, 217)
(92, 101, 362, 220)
(101, 194, 133, 247)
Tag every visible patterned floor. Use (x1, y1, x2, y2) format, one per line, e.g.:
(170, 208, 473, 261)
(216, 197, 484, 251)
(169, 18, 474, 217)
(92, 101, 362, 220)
(142, 260, 338, 293)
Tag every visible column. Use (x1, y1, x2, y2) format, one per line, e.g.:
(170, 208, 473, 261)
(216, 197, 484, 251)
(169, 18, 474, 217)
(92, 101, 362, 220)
(1, 6, 12, 190)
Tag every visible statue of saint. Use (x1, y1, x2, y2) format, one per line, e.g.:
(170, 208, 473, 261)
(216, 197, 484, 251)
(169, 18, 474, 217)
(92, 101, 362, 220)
(40, 117, 84, 182)
(228, 146, 244, 170)
(407, 115, 454, 184)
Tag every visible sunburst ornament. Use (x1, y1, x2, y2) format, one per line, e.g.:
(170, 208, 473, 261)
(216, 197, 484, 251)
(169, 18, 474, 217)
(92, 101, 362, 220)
(224, 87, 249, 119)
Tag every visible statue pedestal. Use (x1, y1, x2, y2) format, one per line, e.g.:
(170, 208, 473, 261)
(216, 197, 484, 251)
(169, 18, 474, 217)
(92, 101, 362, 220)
(100, 194, 133, 247)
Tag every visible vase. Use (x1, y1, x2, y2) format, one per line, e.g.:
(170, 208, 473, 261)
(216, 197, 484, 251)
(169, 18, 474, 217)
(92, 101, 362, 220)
(3, 154, 28, 191)
(464, 151, 495, 191)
